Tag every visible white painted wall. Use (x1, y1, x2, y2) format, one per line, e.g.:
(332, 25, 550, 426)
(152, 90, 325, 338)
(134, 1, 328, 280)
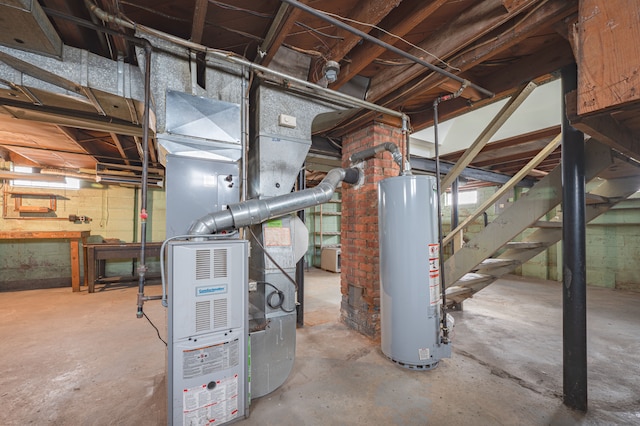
(411, 79, 561, 156)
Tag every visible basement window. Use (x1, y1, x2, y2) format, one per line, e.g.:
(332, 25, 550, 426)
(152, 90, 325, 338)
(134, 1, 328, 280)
(11, 166, 80, 190)
(444, 190, 478, 206)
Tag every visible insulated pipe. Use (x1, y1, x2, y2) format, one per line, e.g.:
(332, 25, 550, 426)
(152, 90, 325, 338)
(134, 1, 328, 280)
(350, 143, 403, 171)
(279, 0, 494, 99)
(189, 168, 360, 235)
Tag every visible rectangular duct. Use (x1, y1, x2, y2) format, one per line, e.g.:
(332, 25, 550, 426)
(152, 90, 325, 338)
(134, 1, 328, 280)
(0, 0, 62, 58)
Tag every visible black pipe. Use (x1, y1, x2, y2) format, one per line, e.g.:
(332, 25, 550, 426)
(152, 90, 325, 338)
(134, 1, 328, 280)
(451, 178, 459, 253)
(42, 8, 155, 318)
(296, 166, 306, 327)
(561, 63, 588, 412)
(433, 99, 449, 342)
(278, 0, 494, 99)
(136, 42, 152, 318)
(350, 142, 403, 171)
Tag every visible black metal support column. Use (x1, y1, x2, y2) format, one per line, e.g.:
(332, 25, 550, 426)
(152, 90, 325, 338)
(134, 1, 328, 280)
(295, 166, 306, 327)
(561, 63, 588, 412)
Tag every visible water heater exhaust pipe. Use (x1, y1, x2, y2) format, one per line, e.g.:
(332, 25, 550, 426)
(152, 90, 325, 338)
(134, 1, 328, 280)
(189, 167, 360, 235)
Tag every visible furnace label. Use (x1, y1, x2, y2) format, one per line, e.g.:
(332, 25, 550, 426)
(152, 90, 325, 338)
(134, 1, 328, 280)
(183, 375, 239, 425)
(183, 339, 240, 380)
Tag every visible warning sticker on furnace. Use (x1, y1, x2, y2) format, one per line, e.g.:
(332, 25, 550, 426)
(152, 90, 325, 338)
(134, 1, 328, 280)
(183, 375, 239, 425)
(182, 339, 240, 380)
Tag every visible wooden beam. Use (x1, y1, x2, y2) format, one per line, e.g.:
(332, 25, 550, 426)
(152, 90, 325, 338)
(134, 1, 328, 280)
(256, 2, 306, 66)
(324, 0, 401, 66)
(576, 0, 640, 114)
(190, 0, 209, 44)
(109, 132, 131, 165)
(383, 0, 577, 110)
(97, 0, 130, 59)
(472, 147, 561, 168)
(567, 92, 640, 161)
(444, 133, 561, 245)
(405, 40, 573, 131)
(367, 0, 539, 103)
(334, 0, 448, 88)
(441, 81, 538, 190)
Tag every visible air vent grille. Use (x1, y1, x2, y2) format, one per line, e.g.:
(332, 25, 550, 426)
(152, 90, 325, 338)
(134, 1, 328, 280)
(195, 300, 211, 332)
(195, 249, 211, 280)
(213, 298, 228, 329)
(213, 249, 227, 278)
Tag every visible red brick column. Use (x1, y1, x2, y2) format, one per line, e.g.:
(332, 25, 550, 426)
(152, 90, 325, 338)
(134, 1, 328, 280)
(340, 122, 405, 339)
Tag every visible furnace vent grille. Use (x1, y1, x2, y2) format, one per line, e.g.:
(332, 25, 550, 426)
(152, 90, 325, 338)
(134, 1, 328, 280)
(213, 298, 228, 329)
(195, 249, 211, 280)
(195, 300, 211, 332)
(213, 249, 227, 278)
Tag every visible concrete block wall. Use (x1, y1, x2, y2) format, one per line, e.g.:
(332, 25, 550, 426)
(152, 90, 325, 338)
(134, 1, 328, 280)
(0, 180, 166, 290)
(585, 223, 640, 291)
(340, 122, 405, 339)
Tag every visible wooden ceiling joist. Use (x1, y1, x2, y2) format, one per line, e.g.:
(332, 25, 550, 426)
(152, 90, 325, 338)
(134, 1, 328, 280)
(190, 0, 209, 44)
(256, 2, 306, 66)
(323, 0, 401, 65)
(333, 0, 448, 89)
(367, 0, 540, 103)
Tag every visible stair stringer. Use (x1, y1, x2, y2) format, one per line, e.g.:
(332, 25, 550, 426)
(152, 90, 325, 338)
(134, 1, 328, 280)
(444, 140, 613, 289)
(444, 175, 640, 304)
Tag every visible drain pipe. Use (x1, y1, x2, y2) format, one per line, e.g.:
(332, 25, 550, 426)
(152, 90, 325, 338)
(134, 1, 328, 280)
(135, 41, 153, 318)
(189, 167, 361, 235)
(350, 142, 404, 174)
(433, 81, 468, 343)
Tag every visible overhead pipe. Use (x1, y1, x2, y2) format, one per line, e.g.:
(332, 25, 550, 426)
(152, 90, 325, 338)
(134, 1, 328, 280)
(189, 167, 361, 235)
(350, 142, 404, 174)
(278, 0, 495, 100)
(432, 81, 467, 343)
(82, 0, 410, 123)
(44, 6, 158, 317)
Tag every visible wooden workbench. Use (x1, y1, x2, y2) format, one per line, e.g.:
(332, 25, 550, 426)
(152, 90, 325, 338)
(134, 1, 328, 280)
(84, 242, 162, 293)
(0, 231, 90, 292)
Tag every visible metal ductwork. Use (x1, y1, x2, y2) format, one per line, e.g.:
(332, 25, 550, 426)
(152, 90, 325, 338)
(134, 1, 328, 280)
(189, 167, 360, 235)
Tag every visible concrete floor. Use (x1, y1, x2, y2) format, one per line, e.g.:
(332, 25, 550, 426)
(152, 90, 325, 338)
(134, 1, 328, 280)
(1, 269, 639, 425)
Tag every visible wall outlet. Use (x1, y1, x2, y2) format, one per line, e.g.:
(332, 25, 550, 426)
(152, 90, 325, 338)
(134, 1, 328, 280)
(278, 114, 297, 128)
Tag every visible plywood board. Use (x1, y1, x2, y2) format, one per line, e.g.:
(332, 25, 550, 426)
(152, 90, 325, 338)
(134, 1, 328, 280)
(577, 0, 640, 114)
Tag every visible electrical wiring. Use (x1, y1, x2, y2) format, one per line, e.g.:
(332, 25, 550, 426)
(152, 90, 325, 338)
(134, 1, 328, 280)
(294, 21, 344, 40)
(260, 281, 297, 313)
(143, 312, 167, 346)
(319, 10, 460, 72)
(208, 0, 274, 19)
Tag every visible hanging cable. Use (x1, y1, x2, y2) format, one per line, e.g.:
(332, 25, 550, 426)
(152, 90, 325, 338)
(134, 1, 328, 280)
(260, 281, 297, 313)
(143, 312, 167, 346)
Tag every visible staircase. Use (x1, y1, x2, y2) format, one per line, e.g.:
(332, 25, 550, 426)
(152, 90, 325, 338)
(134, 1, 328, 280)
(444, 140, 640, 306)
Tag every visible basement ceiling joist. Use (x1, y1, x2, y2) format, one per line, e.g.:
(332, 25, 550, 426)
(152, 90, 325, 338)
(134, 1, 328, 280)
(0, 0, 636, 185)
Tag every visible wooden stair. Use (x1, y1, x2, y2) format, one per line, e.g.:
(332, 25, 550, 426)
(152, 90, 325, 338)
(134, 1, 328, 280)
(444, 140, 640, 307)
